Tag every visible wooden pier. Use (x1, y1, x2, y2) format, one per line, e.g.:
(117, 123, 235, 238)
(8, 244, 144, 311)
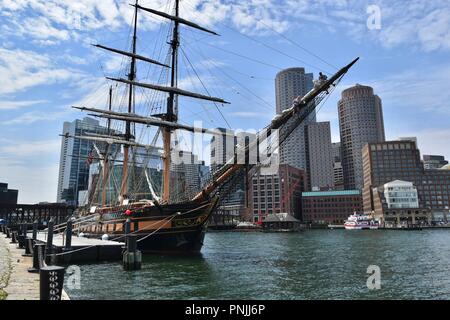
(31, 231, 124, 264)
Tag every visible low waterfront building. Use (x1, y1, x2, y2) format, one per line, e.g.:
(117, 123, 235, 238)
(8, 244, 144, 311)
(0, 183, 18, 205)
(249, 164, 307, 222)
(301, 190, 362, 225)
(362, 139, 450, 223)
(383, 180, 419, 209)
(262, 212, 303, 231)
(371, 181, 431, 227)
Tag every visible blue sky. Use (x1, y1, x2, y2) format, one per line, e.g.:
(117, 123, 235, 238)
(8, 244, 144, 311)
(1, 0, 449, 204)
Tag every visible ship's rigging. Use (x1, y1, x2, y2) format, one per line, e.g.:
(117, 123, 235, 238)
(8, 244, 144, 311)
(67, 0, 358, 211)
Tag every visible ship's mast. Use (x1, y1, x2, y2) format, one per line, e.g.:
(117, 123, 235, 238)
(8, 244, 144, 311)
(162, 0, 180, 203)
(120, 0, 139, 204)
(73, 0, 226, 206)
(101, 86, 113, 206)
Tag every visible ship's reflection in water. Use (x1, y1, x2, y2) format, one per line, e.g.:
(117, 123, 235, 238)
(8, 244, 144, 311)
(66, 230, 450, 300)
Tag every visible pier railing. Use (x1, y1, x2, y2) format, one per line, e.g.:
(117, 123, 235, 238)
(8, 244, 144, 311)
(0, 203, 74, 229)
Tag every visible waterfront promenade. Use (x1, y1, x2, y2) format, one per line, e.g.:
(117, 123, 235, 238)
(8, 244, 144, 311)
(0, 233, 39, 300)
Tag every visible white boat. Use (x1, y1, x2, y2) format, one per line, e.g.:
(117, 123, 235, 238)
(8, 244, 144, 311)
(236, 221, 259, 229)
(344, 213, 379, 230)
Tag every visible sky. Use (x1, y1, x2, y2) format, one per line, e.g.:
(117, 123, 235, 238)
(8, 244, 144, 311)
(0, 0, 449, 204)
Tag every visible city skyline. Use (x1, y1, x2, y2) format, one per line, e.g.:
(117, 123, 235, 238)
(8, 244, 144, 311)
(1, 1, 450, 203)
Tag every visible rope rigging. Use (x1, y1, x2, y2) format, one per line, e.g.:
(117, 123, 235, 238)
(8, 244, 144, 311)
(73, 0, 352, 210)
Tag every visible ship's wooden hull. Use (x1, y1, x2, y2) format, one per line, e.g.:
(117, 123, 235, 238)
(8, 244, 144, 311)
(79, 197, 219, 254)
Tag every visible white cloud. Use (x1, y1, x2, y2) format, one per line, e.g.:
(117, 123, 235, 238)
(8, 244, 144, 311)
(20, 16, 70, 42)
(2, 110, 73, 125)
(61, 54, 88, 66)
(104, 55, 126, 73)
(0, 139, 60, 157)
(367, 64, 450, 115)
(0, 99, 47, 110)
(0, 48, 84, 96)
(1, 0, 449, 53)
(229, 111, 271, 119)
(367, 1, 450, 52)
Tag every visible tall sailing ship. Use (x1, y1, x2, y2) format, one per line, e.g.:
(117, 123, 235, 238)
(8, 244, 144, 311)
(67, 0, 358, 254)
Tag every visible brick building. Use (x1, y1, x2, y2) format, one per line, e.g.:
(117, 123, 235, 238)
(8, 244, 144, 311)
(249, 164, 307, 222)
(301, 190, 362, 224)
(362, 140, 450, 224)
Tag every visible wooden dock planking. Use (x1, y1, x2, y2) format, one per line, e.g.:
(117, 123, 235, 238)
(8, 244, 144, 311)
(28, 231, 125, 264)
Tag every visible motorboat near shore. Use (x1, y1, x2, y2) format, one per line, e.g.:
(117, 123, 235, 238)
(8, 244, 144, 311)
(344, 213, 379, 230)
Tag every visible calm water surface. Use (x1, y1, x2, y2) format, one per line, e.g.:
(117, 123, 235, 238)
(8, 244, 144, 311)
(65, 230, 450, 300)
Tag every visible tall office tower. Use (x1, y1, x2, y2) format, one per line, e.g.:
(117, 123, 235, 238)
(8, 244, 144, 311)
(210, 127, 236, 174)
(210, 128, 256, 213)
(338, 84, 385, 190)
(275, 67, 315, 170)
(331, 142, 344, 189)
(423, 155, 448, 169)
(82, 146, 162, 206)
(304, 122, 334, 190)
(171, 150, 202, 200)
(331, 142, 341, 163)
(57, 117, 114, 206)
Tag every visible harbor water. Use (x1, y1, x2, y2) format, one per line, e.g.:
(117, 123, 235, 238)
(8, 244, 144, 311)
(65, 230, 450, 300)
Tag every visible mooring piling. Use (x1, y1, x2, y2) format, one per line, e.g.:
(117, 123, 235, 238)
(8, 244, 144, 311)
(28, 243, 45, 273)
(10, 230, 17, 244)
(65, 217, 73, 250)
(32, 220, 38, 240)
(46, 218, 54, 253)
(39, 266, 65, 300)
(17, 224, 26, 249)
(123, 234, 142, 271)
(23, 238, 33, 257)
